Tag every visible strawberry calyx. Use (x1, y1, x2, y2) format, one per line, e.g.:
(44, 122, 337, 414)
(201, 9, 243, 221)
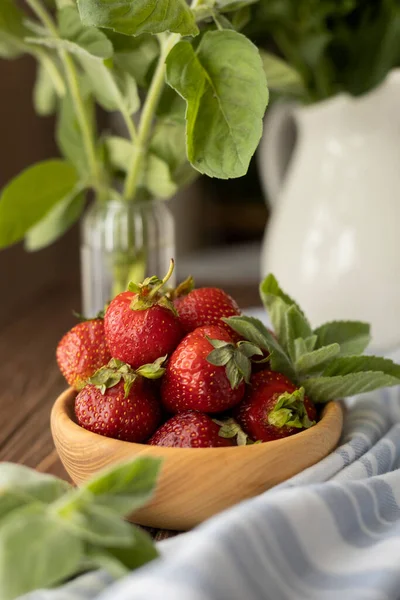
(167, 275, 195, 300)
(213, 418, 260, 446)
(206, 338, 265, 389)
(128, 259, 178, 315)
(72, 306, 108, 322)
(88, 356, 167, 398)
(268, 387, 315, 429)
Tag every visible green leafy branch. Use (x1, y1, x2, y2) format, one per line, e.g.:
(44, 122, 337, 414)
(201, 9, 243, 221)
(224, 274, 400, 403)
(0, 457, 162, 600)
(0, 0, 272, 253)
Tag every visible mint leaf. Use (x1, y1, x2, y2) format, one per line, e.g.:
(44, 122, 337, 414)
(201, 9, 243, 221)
(322, 355, 400, 378)
(0, 160, 79, 248)
(80, 54, 139, 115)
(260, 273, 310, 344)
(33, 62, 58, 116)
(0, 0, 29, 59)
(63, 503, 134, 546)
(216, 0, 258, 10)
(145, 154, 177, 199)
(314, 321, 371, 356)
(223, 316, 297, 382)
(78, 0, 199, 37)
(82, 457, 162, 516)
(25, 187, 85, 251)
(27, 7, 113, 59)
(56, 87, 94, 176)
(105, 136, 133, 172)
(105, 32, 159, 88)
(284, 304, 312, 360)
(0, 505, 83, 600)
(101, 525, 158, 570)
(295, 343, 340, 375)
(303, 371, 400, 404)
(166, 30, 268, 179)
(0, 464, 71, 505)
(260, 50, 305, 96)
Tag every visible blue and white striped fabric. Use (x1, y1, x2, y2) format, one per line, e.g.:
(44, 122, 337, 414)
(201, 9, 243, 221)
(23, 351, 400, 599)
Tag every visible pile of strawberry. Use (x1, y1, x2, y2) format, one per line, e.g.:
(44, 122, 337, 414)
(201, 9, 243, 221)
(57, 261, 400, 448)
(56, 262, 317, 447)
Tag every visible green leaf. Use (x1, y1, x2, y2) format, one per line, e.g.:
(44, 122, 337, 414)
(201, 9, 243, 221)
(150, 115, 197, 187)
(0, 160, 79, 249)
(284, 304, 312, 360)
(303, 371, 400, 404)
(63, 503, 135, 546)
(314, 321, 371, 356)
(237, 341, 264, 358)
(82, 456, 162, 516)
(56, 89, 94, 176)
(233, 348, 251, 383)
(0, 505, 83, 600)
(225, 358, 243, 389)
(25, 187, 85, 251)
(166, 30, 268, 179)
(223, 316, 297, 381)
(322, 355, 400, 379)
(145, 154, 177, 199)
(293, 335, 318, 362)
(105, 136, 134, 172)
(260, 50, 305, 96)
(80, 54, 140, 115)
(260, 273, 310, 345)
(295, 343, 340, 375)
(33, 61, 58, 116)
(78, 0, 199, 37)
(105, 32, 159, 87)
(0, 464, 71, 504)
(136, 355, 167, 379)
(212, 13, 235, 30)
(59, 5, 113, 58)
(207, 348, 233, 366)
(105, 525, 159, 570)
(216, 0, 258, 11)
(231, 6, 252, 31)
(0, 0, 29, 59)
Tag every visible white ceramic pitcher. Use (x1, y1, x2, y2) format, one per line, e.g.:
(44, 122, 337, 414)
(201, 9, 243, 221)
(258, 69, 400, 351)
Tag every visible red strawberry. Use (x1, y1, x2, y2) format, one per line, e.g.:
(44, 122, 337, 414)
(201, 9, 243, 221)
(56, 319, 111, 390)
(148, 411, 235, 448)
(161, 325, 248, 414)
(234, 370, 317, 442)
(173, 283, 241, 335)
(104, 262, 184, 369)
(74, 355, 166, 442)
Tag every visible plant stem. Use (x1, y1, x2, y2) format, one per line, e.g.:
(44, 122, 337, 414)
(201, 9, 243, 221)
(123, 33, 179, 202)
(26, 0, 102, 194)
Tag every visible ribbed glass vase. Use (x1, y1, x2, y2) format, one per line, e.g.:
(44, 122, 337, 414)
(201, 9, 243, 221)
(81, 198, 175, 317)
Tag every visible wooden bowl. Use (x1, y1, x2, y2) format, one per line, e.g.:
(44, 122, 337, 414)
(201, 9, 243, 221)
(51, 389, 344, 530)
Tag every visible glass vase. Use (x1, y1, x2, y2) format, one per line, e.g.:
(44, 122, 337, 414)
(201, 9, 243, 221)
(81, 198, 176, 317)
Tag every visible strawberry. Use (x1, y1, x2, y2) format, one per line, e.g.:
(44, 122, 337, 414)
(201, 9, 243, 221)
(234, 370, 317, 442)
(173, 280, 241, 335)
(56, 319, 111, 390)
(104, 261, 184, 369)
(75, 357, 166, 442)
(161, 325, 262, 414)
(148, 411, 235, 448)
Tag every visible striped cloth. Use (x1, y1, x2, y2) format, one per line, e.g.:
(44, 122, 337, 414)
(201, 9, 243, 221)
(23, 341, 400, 599)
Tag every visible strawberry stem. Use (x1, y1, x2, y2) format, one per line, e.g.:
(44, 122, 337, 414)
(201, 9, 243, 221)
(148, 259, 175, 300)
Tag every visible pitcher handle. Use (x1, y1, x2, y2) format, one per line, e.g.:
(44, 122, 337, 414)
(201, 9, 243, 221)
(258, 101, 297, 209)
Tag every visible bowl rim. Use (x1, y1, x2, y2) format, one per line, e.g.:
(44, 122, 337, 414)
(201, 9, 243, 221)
(51, 388, 344, 457)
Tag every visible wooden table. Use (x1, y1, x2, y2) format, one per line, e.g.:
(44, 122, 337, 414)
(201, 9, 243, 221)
(0, 280, 260, 507)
